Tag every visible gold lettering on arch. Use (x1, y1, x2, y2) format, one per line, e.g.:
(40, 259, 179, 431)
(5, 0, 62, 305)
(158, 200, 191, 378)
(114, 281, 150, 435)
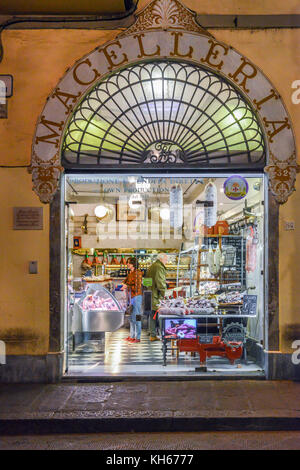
(229, 57, 257, 93)
(201, 39, 229, 71)
(35, 117, 64, 147)
(134, 33, 161, 58)
(253, 89, 279, 111)
(170, 32, 193, 59)
(263, 117, 291, 143)
(73, 59, 101, 86)
(51, 88, 81, 115)
(99, 40, 128, 71)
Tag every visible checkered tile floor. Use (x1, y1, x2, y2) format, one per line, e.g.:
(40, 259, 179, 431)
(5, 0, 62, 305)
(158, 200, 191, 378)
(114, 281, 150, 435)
(67, 328, 264, 376)
(68, 328, 199, 367)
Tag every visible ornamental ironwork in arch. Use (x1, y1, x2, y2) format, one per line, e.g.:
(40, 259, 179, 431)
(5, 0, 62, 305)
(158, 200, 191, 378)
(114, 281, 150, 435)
(30, 0, 298, 204)
(61, 60, 266, 169)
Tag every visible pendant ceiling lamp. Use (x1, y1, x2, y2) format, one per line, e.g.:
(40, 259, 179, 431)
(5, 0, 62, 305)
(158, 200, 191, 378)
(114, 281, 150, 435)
(204, 182, 217, 228)
(160, 206, 170, 221)
(94, 184, 114, 223)
(94, 205, 108, 219)
(148, 204, 170, 223)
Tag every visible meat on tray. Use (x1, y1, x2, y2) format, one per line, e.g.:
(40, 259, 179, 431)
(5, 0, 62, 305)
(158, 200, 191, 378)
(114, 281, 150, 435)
(159, 297, 216, 315)
(218, 291, 245, 304)
(165, 322, 196, 339)
(82, 292, 118, 311)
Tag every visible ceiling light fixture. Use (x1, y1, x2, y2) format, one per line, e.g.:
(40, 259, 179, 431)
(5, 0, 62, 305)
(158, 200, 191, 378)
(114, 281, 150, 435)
(160, 207, 170, 220)
(94, 205, 108, 219)
(94, 183, 109, 220)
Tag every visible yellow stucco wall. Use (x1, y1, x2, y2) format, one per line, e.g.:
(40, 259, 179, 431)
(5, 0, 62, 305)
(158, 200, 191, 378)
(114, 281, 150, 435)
(0, 29, 120, 166)
(0, 168, 49, 354)
(0, 25, 299, 355)
(278, 179, 300, 352)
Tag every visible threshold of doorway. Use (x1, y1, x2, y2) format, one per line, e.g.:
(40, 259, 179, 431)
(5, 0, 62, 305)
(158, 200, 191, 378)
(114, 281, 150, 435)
(62, 371, 266, 383)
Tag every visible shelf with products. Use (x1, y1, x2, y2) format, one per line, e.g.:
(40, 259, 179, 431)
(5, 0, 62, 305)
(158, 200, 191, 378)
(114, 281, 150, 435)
(204, 234, 246, 289)
(71, 247, 185, 280)
(176, 234, 246, 298)
(157, 297, 248, 316)
(83, 277, 113, 283)
(72, 249, 182, 269)
(107, 264, 190, 280)
(157, 288, 254, 316)
(105, 264, 189, 269)
(72, 249, 178, 256)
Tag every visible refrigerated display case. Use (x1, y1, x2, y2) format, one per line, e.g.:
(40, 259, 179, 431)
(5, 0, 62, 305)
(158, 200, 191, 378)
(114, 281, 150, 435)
(73, 284, 125, 335)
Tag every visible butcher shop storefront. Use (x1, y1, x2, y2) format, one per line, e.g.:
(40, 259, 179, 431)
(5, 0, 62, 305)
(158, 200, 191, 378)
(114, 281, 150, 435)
(62, 171, 266, 378)
(30, 0, 297, 380)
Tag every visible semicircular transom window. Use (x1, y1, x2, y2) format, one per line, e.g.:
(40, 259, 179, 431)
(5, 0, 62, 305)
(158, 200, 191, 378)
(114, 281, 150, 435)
(62, 60, 266, 168)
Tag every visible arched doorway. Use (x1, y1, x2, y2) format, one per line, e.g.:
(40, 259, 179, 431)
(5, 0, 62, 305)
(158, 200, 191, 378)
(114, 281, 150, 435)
(31, 0, 297, 380)
(61, 59, 268, 377)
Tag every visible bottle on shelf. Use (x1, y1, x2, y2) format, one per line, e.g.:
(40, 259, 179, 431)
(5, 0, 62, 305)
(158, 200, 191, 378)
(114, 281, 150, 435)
(81, 253, 92, 270)
(103, 250, 109, 264)
(111, 254, 119, 265)
(92, 250, 101, 267)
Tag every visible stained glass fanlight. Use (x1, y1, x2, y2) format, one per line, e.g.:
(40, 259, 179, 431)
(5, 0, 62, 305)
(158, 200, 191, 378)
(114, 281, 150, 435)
(62, 60, 266, 168)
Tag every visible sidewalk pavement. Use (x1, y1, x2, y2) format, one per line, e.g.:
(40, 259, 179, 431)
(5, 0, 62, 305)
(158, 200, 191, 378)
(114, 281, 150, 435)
(0, 380, 300, 434)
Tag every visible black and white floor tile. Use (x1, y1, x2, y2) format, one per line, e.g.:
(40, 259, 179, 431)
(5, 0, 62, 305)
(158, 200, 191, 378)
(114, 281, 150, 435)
(68, 328, 190, 366)
(66, 328, 264, 377)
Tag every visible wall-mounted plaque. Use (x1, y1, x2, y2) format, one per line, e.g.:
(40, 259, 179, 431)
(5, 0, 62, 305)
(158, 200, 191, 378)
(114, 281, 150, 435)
(13, 207, 43, 230)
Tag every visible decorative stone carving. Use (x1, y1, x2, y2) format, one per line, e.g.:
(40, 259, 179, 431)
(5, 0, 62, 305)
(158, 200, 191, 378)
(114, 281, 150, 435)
(265, 152, 300, 204)
(29, 152, 63, 204)
(120, 0, 212, 37)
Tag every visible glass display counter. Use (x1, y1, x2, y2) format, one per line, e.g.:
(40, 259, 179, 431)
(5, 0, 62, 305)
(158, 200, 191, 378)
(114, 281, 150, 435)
(72, 284, 125, 338)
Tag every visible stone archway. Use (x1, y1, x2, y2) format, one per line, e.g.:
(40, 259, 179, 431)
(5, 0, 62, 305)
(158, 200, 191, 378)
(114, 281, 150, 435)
(30, 0, 298, 204)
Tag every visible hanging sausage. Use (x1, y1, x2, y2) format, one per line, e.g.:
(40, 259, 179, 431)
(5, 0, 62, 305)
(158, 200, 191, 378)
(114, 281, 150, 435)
(170, 185, 183, 229)
(246, 226, 257, 273)
(208, 244, 222, 276)
(204, 182, 217, 228)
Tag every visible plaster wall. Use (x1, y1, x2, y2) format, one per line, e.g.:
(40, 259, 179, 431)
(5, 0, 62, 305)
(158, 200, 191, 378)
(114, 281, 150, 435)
(0, 26, 299, 355)
(0, 168, 49, 354)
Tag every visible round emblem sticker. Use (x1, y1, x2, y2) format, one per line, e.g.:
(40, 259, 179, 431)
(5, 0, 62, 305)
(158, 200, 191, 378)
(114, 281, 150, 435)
(224, 176, 248, 200)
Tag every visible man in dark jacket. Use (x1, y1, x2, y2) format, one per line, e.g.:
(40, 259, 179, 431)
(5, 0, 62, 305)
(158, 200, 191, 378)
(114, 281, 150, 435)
(146, 253, 168, 341)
